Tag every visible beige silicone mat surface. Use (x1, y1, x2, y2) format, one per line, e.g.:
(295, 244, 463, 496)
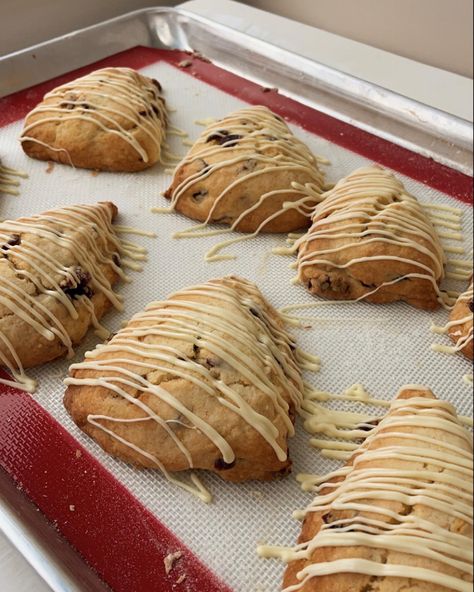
(0, 61, 472, 591)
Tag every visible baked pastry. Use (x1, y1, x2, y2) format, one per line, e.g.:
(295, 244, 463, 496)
(284, 386, 473, 592)
(0, 202, 126, 392)
(20, 67, 167, 172)
(64, 276, 305, 488)
(297, 166, 446, 310)
(164, 106, 326, 233)
(448, 279, 473, 360)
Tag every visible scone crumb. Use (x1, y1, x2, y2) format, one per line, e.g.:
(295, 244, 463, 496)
(175, 574, 186, 585)
(164, 551, 183, 575)
(178, 60, 193, 68)
(75, 449, 82, 458)
(187, 50, 212, 63)
(262, 87, 278, 93)
(69, 504, 75, 512)
(45, 161, 55, 174)
(91, 170, 100, 177)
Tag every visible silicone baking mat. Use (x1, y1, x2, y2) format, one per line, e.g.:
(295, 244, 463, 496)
(0, 48, 472, 592)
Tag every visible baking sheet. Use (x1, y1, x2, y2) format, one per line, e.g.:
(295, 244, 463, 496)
(0, 58, 472, 591)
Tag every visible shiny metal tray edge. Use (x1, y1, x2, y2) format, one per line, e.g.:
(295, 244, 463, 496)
(0, 6, 472, 175)
(0, 6, 472, 592)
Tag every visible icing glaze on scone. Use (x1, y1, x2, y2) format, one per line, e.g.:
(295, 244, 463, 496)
(20, 68, 167, 171)
(259, 388, 473, 592)
(159, 106, 327, 261)
(291, 166, 446, 310)
(64, 277, 313, 501)
(0, 202, 147, 392)
(432, 279, 473, 358)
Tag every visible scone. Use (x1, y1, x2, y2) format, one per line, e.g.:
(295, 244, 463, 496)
(64, 277, 305, 486)
(0, 202, 126, 392)
(20, 67, 167, 172)
(284, 386, 473, 592)
(164, 106, 326, 233)
(449, 279, 473, 360)
(297, 166, 446, 310)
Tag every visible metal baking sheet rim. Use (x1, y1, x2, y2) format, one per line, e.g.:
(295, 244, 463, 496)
(0, 7, 472, 592)
(0, 6, 472, 175)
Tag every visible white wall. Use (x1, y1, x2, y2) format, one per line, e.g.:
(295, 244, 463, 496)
(241, 0, 473, 77)
(1, 0, 472, 78)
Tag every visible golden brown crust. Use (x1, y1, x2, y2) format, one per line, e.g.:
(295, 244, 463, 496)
(21, 68, 166, 172)
(0, 202, 119, 368)
(283, 388, 473, 592)
(449, 280, 473, 360)
(164, 106, 326, 233)
(298, 167, 445, 311)
(64, 276, 302, 482)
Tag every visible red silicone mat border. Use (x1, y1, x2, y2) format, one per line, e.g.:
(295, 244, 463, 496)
(0, 46, 472, 203)
(0, 45, 472, 592)
(0, 375, 232, 592)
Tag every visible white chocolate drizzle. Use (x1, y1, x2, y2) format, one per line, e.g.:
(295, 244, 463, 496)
(0, 203, 149, 392)
(154, 106, 327, 262)
(64, 277, 314, 502)
(431, 280, 473, 355)
(0, 161, 28, 196)
(20, 68, 167, 167)
(258, 391, 473, 592)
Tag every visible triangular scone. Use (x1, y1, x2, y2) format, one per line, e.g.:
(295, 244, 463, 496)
(297, 166, 445, 310)
(20, 68, 167, 172)
(64, 277, 305, 484)
(449, 279, 473, 360)
(164, 106, 326, 233)
(284, 387, 473, 592)
(0, 202, 126, 391)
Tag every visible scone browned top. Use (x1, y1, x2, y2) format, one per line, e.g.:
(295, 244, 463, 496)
(448, 279, 473, 360)
(0, 202, 129, 392)
(64, 276, 306, 501)
(20, 67, 167, 172)
(281, 387, 473, 592)
(164, 105, 326, 233)
(296, 166, 446, 310)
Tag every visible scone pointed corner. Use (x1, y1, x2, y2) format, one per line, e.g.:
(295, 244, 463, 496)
(395, 385, 436, 401)
(97, 200, 119, 220)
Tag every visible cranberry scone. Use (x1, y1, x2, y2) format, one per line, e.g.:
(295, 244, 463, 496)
(164, 106, 326, 233)
(0, 202, 128, 391)
(297, 166, 446, 310)
(283, 386, 473, 592)
(448, 279, 473, 360)
(64, 277, 306, 496)
(20, 67, 167, 172)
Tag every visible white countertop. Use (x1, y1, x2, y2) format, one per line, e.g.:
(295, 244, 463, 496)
(0, 1, 472, 590)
